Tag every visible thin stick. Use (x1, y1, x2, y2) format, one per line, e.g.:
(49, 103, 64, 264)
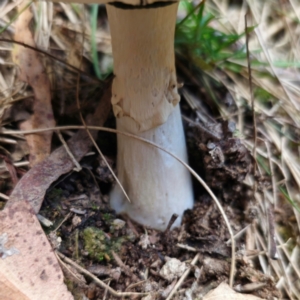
(0, 193, 9, 201)
(244, 13, 257, 182)
(55, 251, 86, 283)
(53, 212, 72, 232)
(83, 127, 131, 204)
(255, 228, 293, 298)
(276, 234, 300, 281)
(267, 207, 278, 260)
(72, 26, 130, 204)
(164, 214, 179, 234)
(177, 243, 197, 252)
(225, 224, 251, 245)
(56, 130, 81, 172)
(75, 73, 131, 204)
(265, 140, 279, 260)
(111, 251, 139, 282)
(165, 253, 200, 300)
(56, 251, 148, 298)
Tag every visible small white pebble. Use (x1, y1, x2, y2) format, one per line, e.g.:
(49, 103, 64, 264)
(37, 214, 53, 227)
(70, 208, 86, 215)
(111, 219, 126, 230)
(72, 215, 82, 227)
(159, 258, 187, 282)
(138, 234, 151, 249)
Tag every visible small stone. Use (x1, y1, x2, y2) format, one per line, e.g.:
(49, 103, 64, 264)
(207, 142, 216, 150)
(139, 234, 151, 249)
(159, 258, 187, 282)
(37, 214, 53, 227)
(72, 215, 82, 227)
(48, 232, 62, 250)
(111, 219, 126, 230)
(70, 208, 86, 215)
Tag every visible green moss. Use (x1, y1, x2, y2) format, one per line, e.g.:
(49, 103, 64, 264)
(46, 188, 63, 201)
(82, 227, 124, 261)
(103, 212, 112, 222)
(90, 203, 100, 211)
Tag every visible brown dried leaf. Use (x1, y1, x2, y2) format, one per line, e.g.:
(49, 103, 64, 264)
(6, 83, 111, 213)
(0, 200, 73, 300)
(12, 3, 55, 166)
(203, 282, 263, 300)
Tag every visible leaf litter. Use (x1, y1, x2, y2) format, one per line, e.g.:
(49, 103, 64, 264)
(12, 2, 55, 166)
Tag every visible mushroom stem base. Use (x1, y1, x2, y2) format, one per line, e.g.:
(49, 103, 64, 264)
(110, 105, 194, 231)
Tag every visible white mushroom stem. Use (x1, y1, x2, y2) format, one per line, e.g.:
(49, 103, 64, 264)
(107, 3, 193, 230)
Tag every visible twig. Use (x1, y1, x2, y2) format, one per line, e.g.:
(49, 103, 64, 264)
(53, 212, 72, 232)
(165, 253, 200, 300)
(125, 280, 147, 292)
(0, 193, 9, 201)
(182, 115, 221, 141)
(255, 228, 293, 298)
(177, 243, 197, 252)
(55, 251, 86, 284)
(267, 206, 278, 260)
(103, 279, 110, 300)
(265, 141, 279, 259)
(164, 214, 179, 234)
(244, 13, 257, 184)
(276, 235, 300, 280)
(126, 218, 139, 237)
(56, 130, 82, 172)
(56, 251, 148, 298)
(162, 279, 177, 298)
(74, 229, 79, 261)
(226, 225, 251, 245)
(111, 251, 139, 282)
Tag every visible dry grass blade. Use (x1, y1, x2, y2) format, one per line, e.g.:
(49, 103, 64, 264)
(165, 253, 200, 300)
(56, 251, 148, 298)
(203, 0, 300, 297)
(56, 130, 82, 172)
(244, 13, 257, 180)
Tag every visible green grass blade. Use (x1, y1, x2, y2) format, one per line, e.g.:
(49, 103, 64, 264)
(91, 4, 102, 80)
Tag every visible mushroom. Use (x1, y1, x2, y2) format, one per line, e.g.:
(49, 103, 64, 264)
(50, 0, 194, 230)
